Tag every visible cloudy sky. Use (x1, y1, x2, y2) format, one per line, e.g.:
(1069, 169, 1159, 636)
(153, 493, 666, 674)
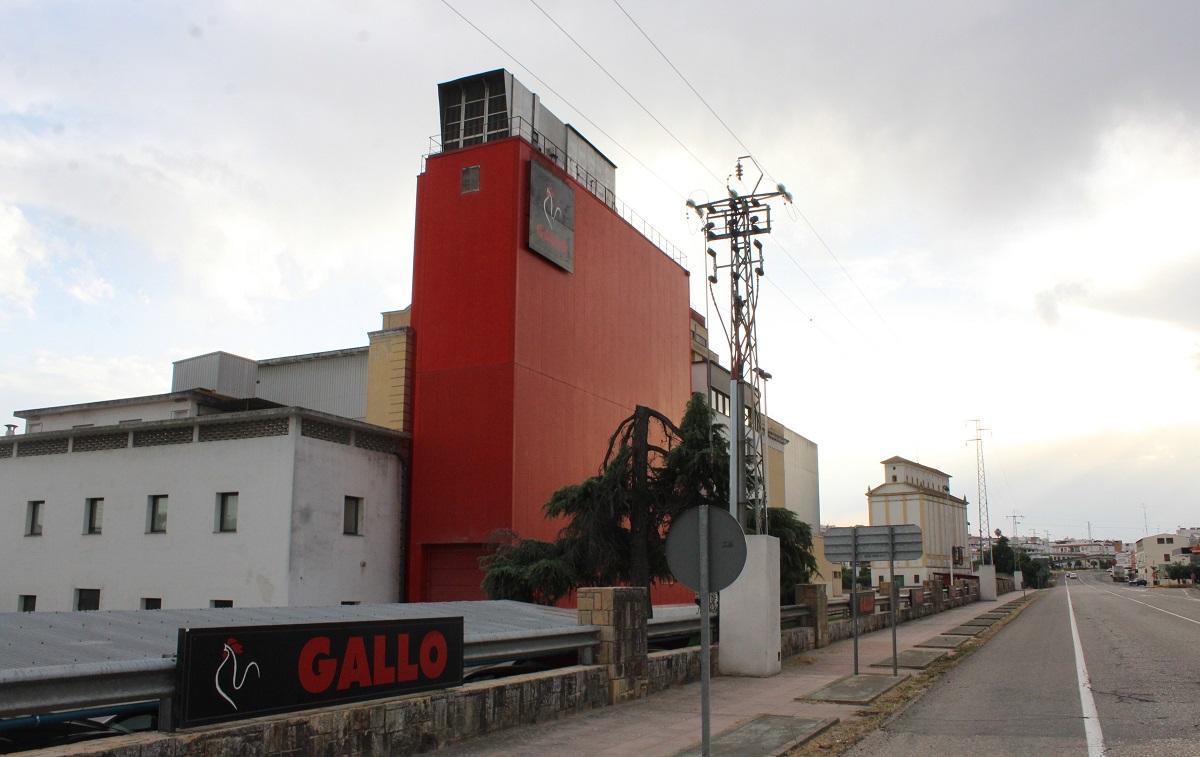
(3, 1, 1198, 545)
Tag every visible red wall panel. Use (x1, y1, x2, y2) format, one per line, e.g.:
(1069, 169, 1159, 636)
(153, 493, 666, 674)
(409, 138, 692, 602)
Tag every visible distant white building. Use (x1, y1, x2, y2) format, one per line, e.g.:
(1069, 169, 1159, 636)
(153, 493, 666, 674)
(1134, 529, 1199, 584)
(867, 456, 969, 587)
(2, 392, 407, 612)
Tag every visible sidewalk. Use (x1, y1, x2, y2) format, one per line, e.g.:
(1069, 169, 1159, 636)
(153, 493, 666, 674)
(437, 597, 1024, 756)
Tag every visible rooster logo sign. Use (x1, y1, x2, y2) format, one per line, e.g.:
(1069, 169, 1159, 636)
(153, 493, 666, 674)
(214, 637, 261, 710)
(543, 186, 564, 228)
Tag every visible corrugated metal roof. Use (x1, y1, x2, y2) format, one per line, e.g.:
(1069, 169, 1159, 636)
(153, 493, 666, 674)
(0, 601, 576, 672)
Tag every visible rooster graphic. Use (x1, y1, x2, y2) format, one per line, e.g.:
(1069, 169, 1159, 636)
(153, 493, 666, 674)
(543, 186, 564, 227)
(214, 637, 261, 710)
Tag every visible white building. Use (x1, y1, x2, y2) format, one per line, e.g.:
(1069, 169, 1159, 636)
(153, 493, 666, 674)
(1134, 532, 1182, 584)
(867, 457, 969, 587)
(3, 392, 407, 612)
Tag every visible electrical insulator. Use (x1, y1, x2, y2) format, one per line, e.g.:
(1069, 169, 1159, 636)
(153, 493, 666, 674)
(735, 160, 743, 181)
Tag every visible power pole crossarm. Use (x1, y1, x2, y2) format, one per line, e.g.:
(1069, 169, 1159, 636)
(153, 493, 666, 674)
(689, 157, 791, 532)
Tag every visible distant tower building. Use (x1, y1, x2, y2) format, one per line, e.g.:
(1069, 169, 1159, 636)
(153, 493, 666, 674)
(867, 456, 969, 587)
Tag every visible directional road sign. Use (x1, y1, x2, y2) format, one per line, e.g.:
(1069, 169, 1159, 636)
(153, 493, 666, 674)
(823, 524, 923, 562)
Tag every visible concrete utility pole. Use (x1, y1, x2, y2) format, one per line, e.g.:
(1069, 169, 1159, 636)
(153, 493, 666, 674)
(688, 158, 791, 532)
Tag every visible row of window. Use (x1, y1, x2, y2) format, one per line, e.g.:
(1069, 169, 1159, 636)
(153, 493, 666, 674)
(705, 388, 762, 425)
(16, 594, 365, 612)
(21, 495, 367, 537)
(24, 493, 239, 536)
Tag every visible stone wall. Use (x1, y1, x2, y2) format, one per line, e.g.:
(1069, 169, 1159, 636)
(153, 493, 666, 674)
(781, 626, 816, 658)
(647, 646, 716, 694)
(68, 665, 610, 756)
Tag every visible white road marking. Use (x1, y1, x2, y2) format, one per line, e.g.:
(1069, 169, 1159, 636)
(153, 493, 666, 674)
(1098, 587, 1200, 625)
(1066, 584, 1107, 757)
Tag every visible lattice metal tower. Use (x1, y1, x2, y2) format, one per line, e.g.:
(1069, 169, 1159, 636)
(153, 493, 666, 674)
(967, 419, 993, 564)
(688, 157, 791, 532)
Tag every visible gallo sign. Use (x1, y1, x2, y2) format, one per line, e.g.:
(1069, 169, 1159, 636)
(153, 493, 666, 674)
(173, 618, 463, 729)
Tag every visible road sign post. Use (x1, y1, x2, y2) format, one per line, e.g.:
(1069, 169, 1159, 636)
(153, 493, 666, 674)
(666, 505, 747, 757)
(889, 525, 898, 678)
(824, 525, 923, 679)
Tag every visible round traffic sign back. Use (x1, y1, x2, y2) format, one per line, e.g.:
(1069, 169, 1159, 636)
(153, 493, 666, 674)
(665, 506, 748, 593)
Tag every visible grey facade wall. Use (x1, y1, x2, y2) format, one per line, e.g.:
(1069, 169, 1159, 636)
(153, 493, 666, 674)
(256, 352, 368, 420)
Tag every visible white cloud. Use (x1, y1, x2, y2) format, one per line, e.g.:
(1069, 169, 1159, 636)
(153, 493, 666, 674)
(0, 203, 43, 319)
(0, 350, 167, 412)
(66, 259, 115, 303)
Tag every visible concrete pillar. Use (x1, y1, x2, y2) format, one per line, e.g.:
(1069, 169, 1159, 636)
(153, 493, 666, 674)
(577, 587, 648, 704)
(907, 587, 925, 617)
(1013, 571, 1024, 590)
(719, 535, 781, 677)
(929, 578, 945, 612)
(978, 564, 998, 600)
(795, 583, 829, 648)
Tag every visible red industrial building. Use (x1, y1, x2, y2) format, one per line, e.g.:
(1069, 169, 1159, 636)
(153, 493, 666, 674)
(407, 70, 693, 602)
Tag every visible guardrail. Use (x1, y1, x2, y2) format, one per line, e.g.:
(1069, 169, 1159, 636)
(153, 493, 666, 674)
(0, 627, 603, 720)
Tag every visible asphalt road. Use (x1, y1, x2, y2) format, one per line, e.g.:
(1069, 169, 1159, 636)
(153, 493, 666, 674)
(849, 572, 1200, 756)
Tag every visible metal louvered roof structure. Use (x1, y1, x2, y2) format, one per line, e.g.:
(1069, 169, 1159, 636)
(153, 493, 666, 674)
(0, 601, 609, 719)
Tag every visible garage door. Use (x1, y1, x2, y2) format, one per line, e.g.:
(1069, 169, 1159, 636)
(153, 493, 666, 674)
(424, 544, 491, 602)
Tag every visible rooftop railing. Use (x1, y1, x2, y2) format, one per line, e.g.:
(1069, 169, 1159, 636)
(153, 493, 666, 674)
(427, 115, 688, 270)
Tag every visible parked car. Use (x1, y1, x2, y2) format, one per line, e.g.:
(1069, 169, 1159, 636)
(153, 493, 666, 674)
(1066, 572, 1077, 579)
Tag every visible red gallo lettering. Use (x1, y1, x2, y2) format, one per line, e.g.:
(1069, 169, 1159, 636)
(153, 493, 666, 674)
(298, 636, 336, 694)
(420, 631, 448, 679)
(295, 631, 450, 694)
(534, 224, 568, 255)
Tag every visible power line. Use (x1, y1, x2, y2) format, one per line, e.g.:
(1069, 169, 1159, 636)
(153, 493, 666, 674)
(611, 0, 759, 165)
(527, 0, 725, 186)
(611, 0, 893, 333)
(437, 0, 685, 203)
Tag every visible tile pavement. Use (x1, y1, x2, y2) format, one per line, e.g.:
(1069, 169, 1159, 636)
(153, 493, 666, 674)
(437, 597, 1023, 756)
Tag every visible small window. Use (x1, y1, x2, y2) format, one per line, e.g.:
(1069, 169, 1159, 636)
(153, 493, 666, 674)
(210, 599, 233, 608)
(84, 498, 103, 535)
(341, 600, 360, 606)
(147, 495, 168, 533)
(216, 492, 238, 533)
(343, 496, 364, 535)
(1157, 538, 1165, 544)
(25, 501, 44, 536)
(75, 588, 100, 611)
(461, 165, 480, 193)
(27, 422, 42, 433)
(18, 595, 36, 612)
(891, 475, 897, 482)
(913, 575, 920, 584)
(141, 597, 162, 610)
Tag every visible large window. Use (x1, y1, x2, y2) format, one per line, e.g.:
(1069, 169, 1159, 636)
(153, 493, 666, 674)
(75, 588, 100, 611)
(709, 388, 730, 416)
(343, 496, 364, 536)
(216, 492, 238, 533)
(25, 501, 43, 536)
(147, 495, 168, 533)
(84, 498, 103, 535)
